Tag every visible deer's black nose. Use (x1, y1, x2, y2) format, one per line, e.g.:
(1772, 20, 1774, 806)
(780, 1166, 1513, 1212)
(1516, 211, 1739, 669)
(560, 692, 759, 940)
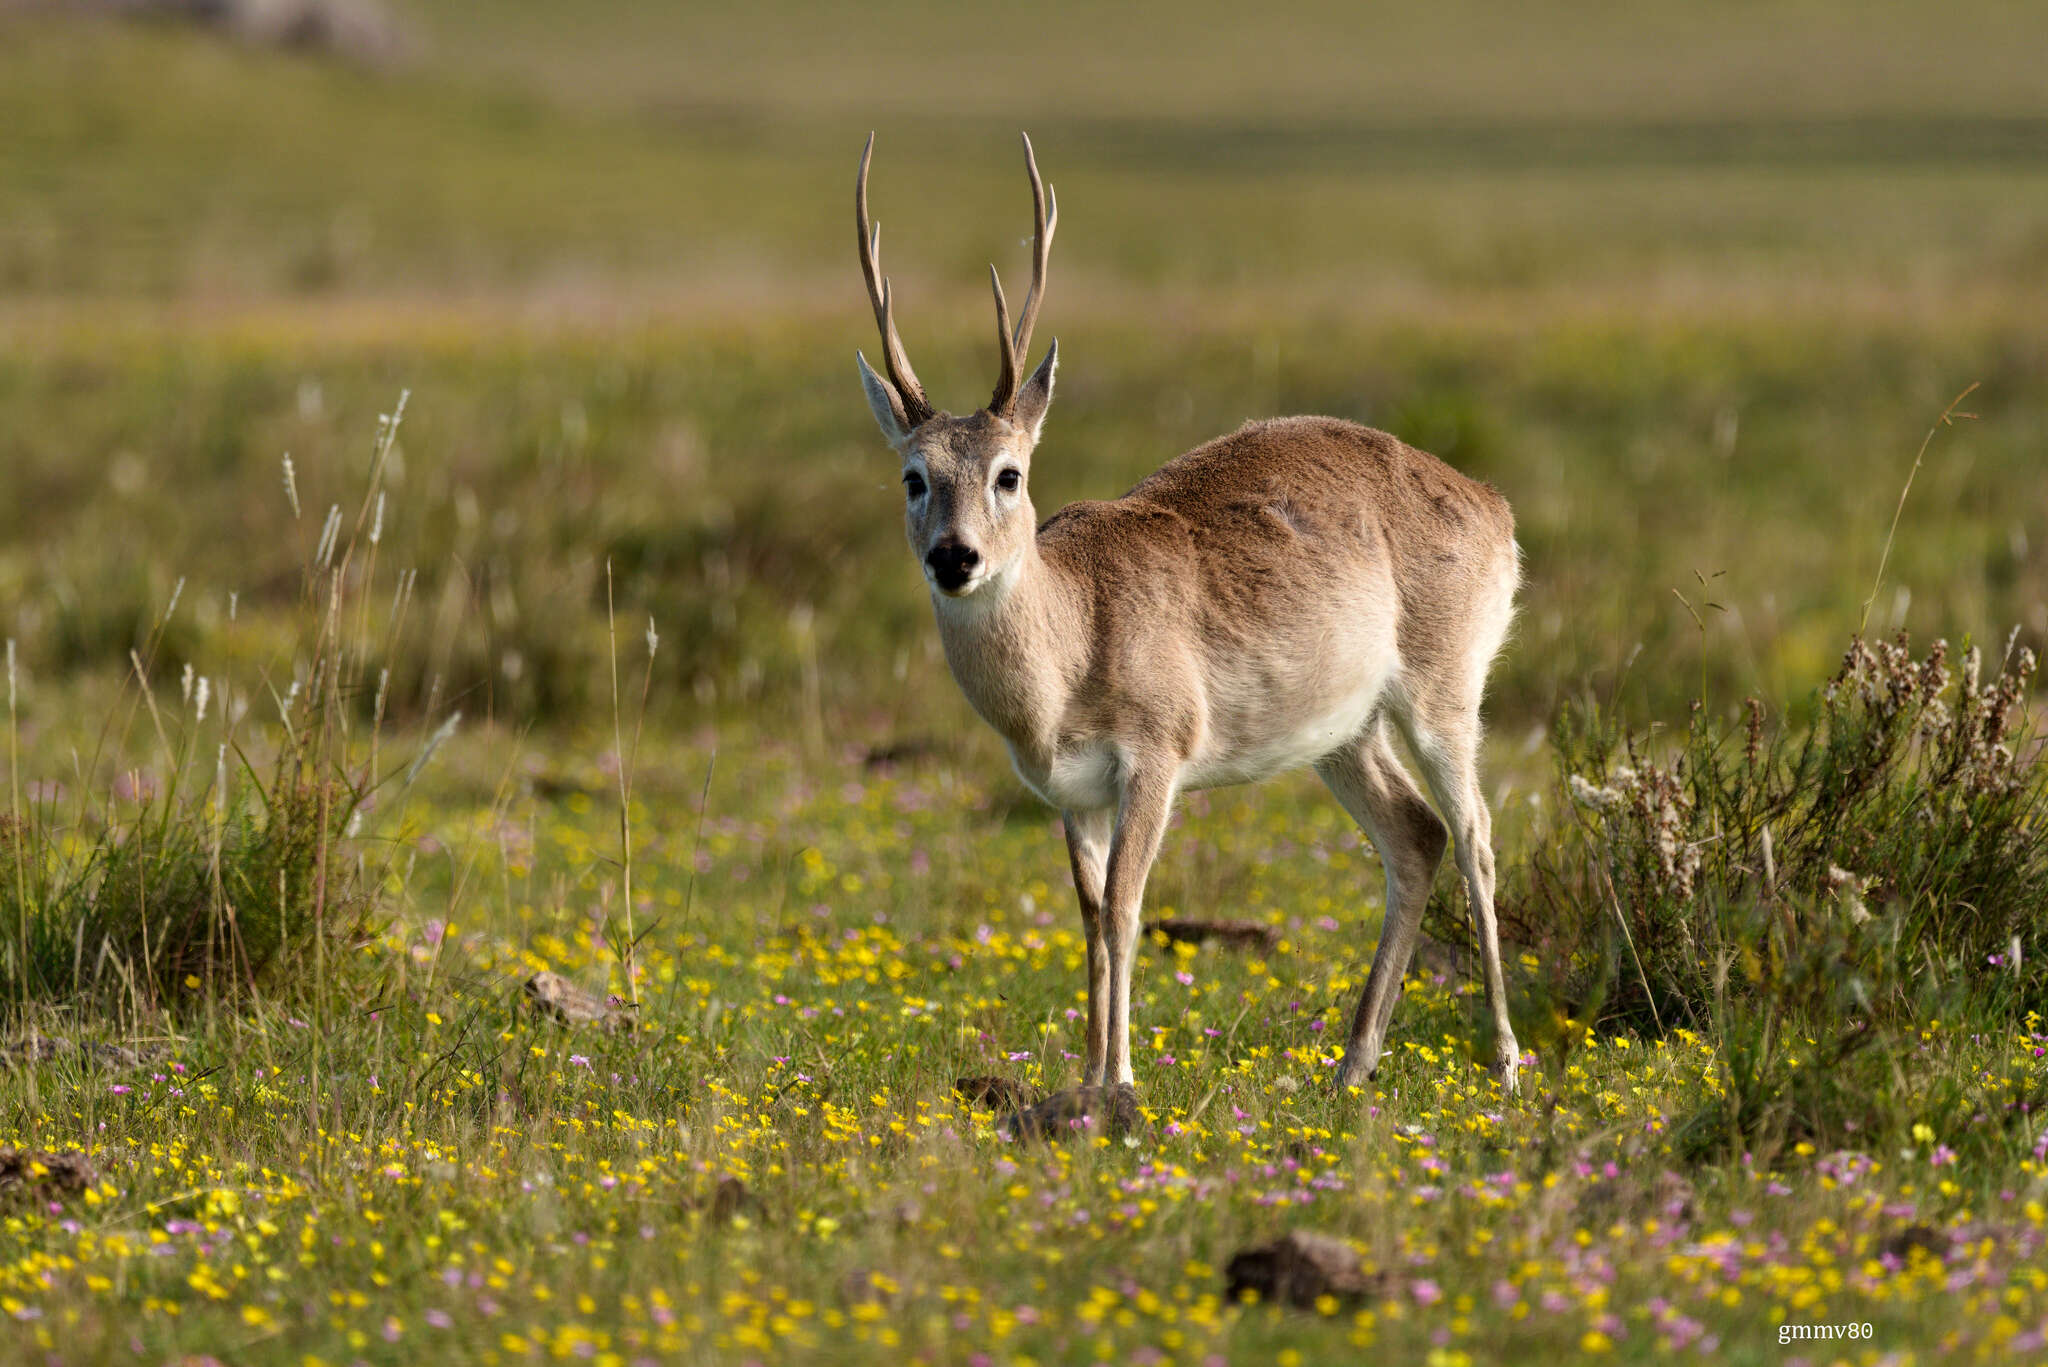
(926, 541, 980, 591)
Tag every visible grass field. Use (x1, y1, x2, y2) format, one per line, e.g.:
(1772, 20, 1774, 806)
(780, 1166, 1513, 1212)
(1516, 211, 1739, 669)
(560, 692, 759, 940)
(1, 4, 2046, 1363)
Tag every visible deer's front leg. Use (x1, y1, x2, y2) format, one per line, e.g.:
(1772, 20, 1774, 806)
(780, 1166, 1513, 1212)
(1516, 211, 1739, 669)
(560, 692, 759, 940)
(1102, 764, 1177, 1088)
(1062, 808, 1114, 1086)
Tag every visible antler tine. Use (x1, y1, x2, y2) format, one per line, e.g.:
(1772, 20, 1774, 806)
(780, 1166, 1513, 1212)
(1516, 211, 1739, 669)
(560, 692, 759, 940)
(987, 263, 1020, 414)
(1010, 132, 1056, 362)
(856, 132, 936, 426)
(988, 132, 1057, 416)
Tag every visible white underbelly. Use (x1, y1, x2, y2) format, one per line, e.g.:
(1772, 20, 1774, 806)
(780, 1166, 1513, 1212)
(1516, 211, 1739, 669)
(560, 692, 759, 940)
(1180, 672, 1387, 791)
(1008, 664, 1391, 810)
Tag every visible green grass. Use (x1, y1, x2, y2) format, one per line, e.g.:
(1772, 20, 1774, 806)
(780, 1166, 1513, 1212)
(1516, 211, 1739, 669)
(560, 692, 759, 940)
(4, 316, 2043, 738)
(0, 701, 2042, 1363)
(1, 6, 2046, 1363)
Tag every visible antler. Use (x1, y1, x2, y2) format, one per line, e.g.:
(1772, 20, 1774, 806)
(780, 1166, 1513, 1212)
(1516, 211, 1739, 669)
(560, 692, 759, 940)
(856, 132, 937, 427)
(987, 132, 1057, 416)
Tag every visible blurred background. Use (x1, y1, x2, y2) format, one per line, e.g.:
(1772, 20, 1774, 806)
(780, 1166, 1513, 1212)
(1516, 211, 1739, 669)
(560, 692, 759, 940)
(2, 0, 2045, 750)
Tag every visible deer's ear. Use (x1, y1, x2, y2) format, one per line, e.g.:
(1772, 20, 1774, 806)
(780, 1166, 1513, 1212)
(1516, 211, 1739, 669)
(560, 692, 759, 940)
(1012, 338, 1057, 445)
(857, 351, 913, 449)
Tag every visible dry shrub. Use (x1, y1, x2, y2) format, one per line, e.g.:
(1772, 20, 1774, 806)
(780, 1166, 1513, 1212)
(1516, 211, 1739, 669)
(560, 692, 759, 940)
(1479, 630, 2044, 1164)
(1494, 631, 2043, 1035)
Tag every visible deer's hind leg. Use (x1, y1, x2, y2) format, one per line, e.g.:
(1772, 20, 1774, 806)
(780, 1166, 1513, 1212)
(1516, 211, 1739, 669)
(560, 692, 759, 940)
(1062, 807, 1114, 1087)
(1393, 696, 1522, 1097)
(1318, 720, 1447, 1091)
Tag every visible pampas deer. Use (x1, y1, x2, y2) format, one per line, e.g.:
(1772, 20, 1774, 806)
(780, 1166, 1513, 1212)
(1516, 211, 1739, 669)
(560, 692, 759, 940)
(853, 133, 1523, 1098)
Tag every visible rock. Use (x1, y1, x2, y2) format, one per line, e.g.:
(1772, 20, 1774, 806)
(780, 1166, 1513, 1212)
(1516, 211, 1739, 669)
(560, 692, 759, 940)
(1574, 1169, 1696, 1227)
(1878, 1223, 1947, 1263)
(953, 1075, 1039, 1112)
(1273, 1137, 1321, 1166)
(1225, 1229, 1384, 1308)
(64, 0, 409, 66)
(840, 1268, 900, 1307)
(684, 1175, 762, 1226)
(860, 738, 941, 771)
(706, 1175, 759, 1226)
(1410, 934, 1473, 980)
(0, 1034, 170, 1070)
(529, 773, 599, 801)
(1000, 1084, 1145, 1141)
(0, 1148, 96, 1202)
(523, 972, 634, 1032)
(1144, 918, 1279, 952)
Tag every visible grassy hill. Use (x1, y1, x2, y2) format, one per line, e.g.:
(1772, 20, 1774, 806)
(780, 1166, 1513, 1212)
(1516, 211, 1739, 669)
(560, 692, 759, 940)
(396, 0, 2048, 124)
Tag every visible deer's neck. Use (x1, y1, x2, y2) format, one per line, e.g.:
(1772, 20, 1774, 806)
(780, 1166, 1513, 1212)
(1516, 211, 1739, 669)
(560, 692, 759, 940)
(930, 536, 1080, 759)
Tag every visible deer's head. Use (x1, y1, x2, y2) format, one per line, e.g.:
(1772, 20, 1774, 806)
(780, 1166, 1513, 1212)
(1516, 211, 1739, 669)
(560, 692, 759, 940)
(855, 133, 1058, 599)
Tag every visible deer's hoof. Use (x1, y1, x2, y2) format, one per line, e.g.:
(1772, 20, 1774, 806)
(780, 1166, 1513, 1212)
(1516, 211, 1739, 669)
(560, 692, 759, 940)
(1332, 1050, 1375, 1094)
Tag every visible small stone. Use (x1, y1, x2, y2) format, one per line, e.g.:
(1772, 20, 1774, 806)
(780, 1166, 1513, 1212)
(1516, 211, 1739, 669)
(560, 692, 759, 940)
(1410, 934, 1473, 980)
(841, 1268, 900, 1306)
(1144, 918, 1279, 952)
(523, 972, 634, 1032)
(860, 738, 940, 770)
(953, 1075, 1039, 1112)
(1225, 1229, 1383, 1308)
(0, 1035, 170, 1070)
(707, 1175, 757, 1225)
(1000, 1084, 1144, 1142)
(1574, 1169, 1696, 1227)
(1879, 1223, 1947, 1263)
(688, 1176, 762, 1227)
(0, 1148, 96, 1202)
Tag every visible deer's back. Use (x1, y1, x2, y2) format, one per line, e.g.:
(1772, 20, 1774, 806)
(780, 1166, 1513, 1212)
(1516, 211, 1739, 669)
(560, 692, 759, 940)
(1042, 416, 1513, 638)
(1033, 417, 1517, 781)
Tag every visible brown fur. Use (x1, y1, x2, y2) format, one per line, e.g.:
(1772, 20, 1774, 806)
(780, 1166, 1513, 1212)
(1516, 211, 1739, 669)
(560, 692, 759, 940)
(1033, 418, 1513, 750)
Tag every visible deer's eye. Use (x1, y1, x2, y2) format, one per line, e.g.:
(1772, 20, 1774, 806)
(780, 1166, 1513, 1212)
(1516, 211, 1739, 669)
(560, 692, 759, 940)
(994, 468, 1021, 493)
(903, 471, 927, 499)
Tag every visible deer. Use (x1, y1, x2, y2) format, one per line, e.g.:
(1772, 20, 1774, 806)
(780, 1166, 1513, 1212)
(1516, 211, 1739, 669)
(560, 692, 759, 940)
(853, 132, 1525, 1102)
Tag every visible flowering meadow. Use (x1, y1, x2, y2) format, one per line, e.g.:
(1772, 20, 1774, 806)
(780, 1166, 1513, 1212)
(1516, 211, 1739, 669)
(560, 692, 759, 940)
(1, 716, 2044, 1366)
(7, 8, 2048, 1364)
